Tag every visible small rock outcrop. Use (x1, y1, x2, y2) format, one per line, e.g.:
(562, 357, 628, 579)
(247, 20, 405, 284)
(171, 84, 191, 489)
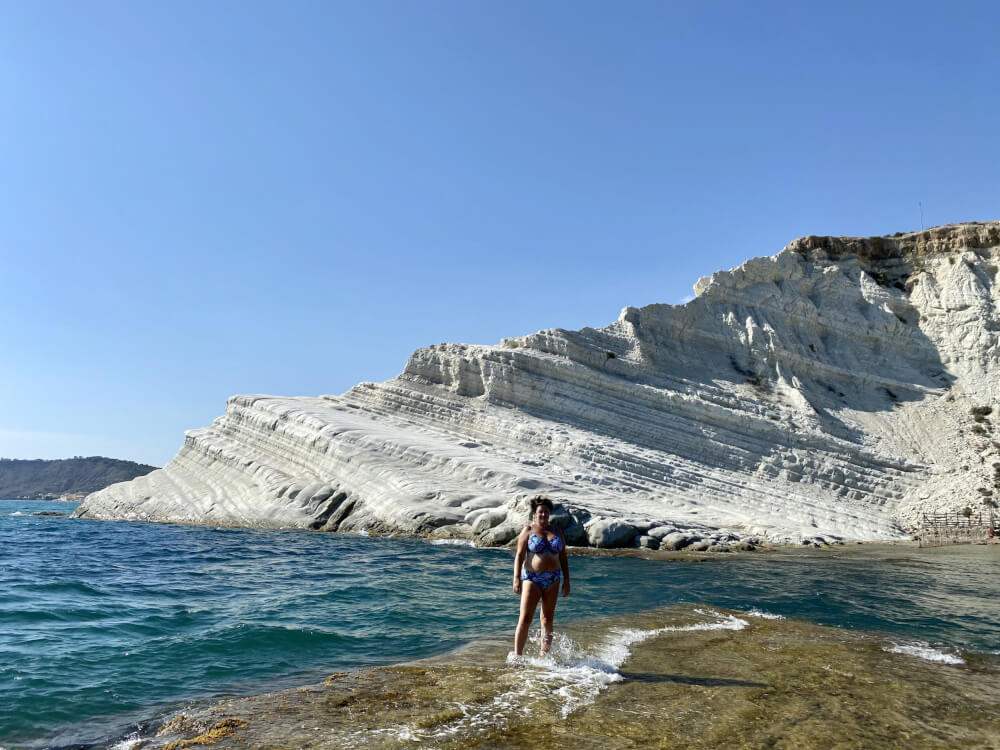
(75, 223, 1000, 546)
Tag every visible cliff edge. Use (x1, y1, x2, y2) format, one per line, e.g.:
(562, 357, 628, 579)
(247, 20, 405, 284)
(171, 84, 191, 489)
(75, 222, 1000, 547)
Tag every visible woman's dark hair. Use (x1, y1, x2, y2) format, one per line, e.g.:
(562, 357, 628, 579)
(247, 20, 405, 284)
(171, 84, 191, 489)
(529, 496, 554, 513)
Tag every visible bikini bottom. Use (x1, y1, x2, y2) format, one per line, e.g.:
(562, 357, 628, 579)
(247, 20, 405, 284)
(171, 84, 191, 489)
(521, 568, 561, 591)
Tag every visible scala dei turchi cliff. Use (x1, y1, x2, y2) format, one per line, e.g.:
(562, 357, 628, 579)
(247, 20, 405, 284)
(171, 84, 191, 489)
(76, 222, 1000, 548)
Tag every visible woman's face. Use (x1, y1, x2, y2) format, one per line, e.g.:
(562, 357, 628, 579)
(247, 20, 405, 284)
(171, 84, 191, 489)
(534, 505, 551, 527)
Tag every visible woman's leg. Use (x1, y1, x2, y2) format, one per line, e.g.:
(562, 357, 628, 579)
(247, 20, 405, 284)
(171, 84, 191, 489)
(514, 581, 542, 655)
(538, 581, 560, 655)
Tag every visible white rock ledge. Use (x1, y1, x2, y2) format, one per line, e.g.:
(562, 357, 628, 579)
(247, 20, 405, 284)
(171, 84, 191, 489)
(75, 222, 1000, 547)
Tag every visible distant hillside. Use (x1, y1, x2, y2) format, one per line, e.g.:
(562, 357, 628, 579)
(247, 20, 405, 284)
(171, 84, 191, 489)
(0, 457, 158, 499)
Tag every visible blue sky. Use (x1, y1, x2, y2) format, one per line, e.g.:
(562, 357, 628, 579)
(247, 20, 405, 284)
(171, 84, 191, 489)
(2, 1, 998, 467)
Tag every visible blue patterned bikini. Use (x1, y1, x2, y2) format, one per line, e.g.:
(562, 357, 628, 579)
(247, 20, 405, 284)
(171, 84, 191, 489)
(521, 533, 564, 591)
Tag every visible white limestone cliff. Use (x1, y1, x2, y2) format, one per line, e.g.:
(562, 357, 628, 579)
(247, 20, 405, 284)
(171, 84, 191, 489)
(75, 222, 1000, 547)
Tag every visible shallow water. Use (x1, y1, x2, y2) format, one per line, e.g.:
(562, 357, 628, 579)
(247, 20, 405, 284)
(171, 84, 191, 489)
(1, 500, 999, 748)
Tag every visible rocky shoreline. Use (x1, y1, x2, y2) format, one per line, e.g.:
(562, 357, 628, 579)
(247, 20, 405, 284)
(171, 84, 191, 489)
(69, 505, 844, 553)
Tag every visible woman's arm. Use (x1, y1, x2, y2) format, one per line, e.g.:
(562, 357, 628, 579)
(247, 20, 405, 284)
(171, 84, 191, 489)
(558, 528, 571, 597)
(513, 527, 529, 594)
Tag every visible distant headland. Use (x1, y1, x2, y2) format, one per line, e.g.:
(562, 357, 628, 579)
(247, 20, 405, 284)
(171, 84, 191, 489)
(0, 456, 158, 501)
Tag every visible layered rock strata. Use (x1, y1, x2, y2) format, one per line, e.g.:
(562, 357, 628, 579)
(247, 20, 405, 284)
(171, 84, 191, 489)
(76, 222, 1000, 547)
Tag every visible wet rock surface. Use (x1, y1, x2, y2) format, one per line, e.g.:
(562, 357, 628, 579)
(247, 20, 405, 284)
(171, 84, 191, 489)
(140, 604, 1000, 750)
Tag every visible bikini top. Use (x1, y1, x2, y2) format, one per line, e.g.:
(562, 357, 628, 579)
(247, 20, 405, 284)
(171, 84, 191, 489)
(527, 532, 564, 555)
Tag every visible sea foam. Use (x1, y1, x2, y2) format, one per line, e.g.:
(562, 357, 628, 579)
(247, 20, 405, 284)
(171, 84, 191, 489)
(745, 607, 785, 620)
(108, 733, 144, 750)
(886, 642, 965, 665)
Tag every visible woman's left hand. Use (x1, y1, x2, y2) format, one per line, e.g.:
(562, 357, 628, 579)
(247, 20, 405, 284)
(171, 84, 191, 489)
(561, 579, 570, 597)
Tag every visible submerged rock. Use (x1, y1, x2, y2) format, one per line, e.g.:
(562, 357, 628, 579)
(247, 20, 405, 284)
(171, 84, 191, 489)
(75, 223, 1000, 546)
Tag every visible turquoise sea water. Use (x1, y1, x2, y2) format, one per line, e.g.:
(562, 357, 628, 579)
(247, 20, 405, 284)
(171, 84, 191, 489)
(2, 499, 999, 749)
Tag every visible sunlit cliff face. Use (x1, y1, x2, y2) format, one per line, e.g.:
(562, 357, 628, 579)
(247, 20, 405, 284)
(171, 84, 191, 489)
(77, 223, 1000, 546)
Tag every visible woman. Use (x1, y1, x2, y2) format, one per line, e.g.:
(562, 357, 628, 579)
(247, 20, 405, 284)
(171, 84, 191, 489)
(513, 496, 571, 656)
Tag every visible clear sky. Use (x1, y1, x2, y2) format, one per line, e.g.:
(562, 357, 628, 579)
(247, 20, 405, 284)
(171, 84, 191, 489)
(2, 1, 998, 467)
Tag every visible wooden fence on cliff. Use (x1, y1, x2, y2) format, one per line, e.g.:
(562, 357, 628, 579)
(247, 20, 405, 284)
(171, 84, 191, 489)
(917, 509, 998, 547)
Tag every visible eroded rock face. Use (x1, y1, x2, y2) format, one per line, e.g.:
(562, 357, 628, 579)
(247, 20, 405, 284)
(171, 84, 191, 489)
(75, 223, 1000, 545)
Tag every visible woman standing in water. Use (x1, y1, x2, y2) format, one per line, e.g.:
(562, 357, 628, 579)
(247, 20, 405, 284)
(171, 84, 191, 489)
(513, 496, 571, 656)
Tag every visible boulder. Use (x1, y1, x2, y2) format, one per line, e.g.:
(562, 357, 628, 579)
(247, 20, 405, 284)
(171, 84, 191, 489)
(646, 525, 678, 541)
(471, 509, 507, 535)
(478, 522, 522, 547)
(660, 532, 695, 550)
(585, 519, 637, 548)
(636, 535, 660, 550)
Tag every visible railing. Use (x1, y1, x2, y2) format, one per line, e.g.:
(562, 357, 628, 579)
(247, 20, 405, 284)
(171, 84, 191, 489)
(917, 509, 996, 547)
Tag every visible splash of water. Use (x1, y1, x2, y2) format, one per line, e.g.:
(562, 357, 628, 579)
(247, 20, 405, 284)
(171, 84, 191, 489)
(885, 642, 965, 665)
(364, 609, 750, 744)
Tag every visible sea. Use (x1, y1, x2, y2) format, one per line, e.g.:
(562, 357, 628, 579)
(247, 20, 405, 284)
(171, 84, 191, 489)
(2, 498, 999, 749)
